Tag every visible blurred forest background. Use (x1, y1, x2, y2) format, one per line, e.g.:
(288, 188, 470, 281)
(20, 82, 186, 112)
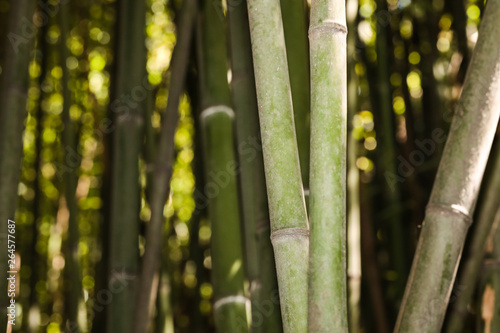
(0, 0, 499, 332)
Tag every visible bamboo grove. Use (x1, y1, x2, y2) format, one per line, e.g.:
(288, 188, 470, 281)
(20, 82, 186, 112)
(0, 0, 499, 332)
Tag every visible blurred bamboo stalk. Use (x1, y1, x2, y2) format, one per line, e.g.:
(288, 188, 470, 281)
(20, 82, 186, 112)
(374, 0, 407, 299)
(59, 2, 84, 331)
(197, 0, 248, 330)
(445, 140, 500, 332)
(280, 0, 310, 190)
(395, 0, 500, 330)
(308, 0, 348, 331)
(134, 0, 197, 331)
(0, 0, 37, 328)
(227, 1, 282, 332)
(347, 0, 361, 331)
(246, 0, 309, 330)
(107, 0, 146, 331)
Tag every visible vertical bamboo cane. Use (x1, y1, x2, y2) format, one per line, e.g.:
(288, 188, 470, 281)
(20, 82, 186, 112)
(308, 0, 348, 331)
(134, 0, 197, 331)
(346, 0, 361, 331)
(107, 0, 146, 331)
(227, 1, 282, 332)
(0, 0, 37, 328)
(246, 0, 309, 330)
(197, 0, 248, 330)
(395, 0, 500, 330)
(280, 0, 311, 189)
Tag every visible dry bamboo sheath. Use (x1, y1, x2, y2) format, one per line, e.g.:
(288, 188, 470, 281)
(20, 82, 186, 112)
(395, 0, 500, 331)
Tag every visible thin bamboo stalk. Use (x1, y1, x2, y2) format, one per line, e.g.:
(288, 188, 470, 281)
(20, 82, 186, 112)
(346, 0, 361, 331)
(280, 0, 311, 189)
(107, 0, 146, 331)
(246, 0, 309, 330)
(0, 0, 37, 327)
(197, 0, 248, 330)
(133, 0, 197, 331)
(375, 0, 407, 298)
(445, 140, 500, 333)
(227, 1, 282, 332)
(308, 0, 348, 331)
(394, 0, 500, 330)
(59, 3, 84, 331)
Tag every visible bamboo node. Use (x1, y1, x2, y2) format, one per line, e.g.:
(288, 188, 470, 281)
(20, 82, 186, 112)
(309, 20, 348, 37)
(213, 295, 249, 311)
(200, 105, 234, 120)
(270, 227, 309, 242)
(426, 202, 473, 226)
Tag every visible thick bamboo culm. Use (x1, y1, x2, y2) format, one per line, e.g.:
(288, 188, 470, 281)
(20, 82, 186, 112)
(308, 0, 349, 331)
(198, 0, 248, 330)
(227, 0, 282, 332)
(0, 0, 37, 328)
(246, 0, 309, 330)
(107, 0, 146, 331)
(395, 0, 500, 331)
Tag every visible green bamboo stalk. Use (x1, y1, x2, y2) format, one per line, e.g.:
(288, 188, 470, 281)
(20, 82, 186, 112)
(476, 211, 500, 333)
(280, 0, 310, 189)
(346, 0, 361, 331)
(107, 0, 146, 331)
(133, 0, 197, 331)
(226, 2, 282, 332)
(59, 3, 84, 331)
(394, 0, 500, 330)
(197, 0, 248, 331)
(308, 0, 348, 331)
(246, 0, 309, 331)
(0, 0, 37, 328)
(445, 140, 500, 333)
(375, 0, 407, 298)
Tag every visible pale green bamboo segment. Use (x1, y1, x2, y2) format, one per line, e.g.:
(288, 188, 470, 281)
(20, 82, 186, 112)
(395, 0, 500, 331)
(308, 0, 348, 331)
(280, 0, 311, 188)
(446, 141, 500, 333)
(246, 0, 309, 330)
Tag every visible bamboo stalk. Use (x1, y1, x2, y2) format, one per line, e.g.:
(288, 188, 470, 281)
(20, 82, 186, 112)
(308, 0, 348, 331)
(374, 0, 407, 299)
(346, 0, 361, 331)
(394, 0, 500, 330)
(133, 0, 197, 331)
(59, 2, 84, 331)
(107, 0, 146, 331)
(197, 0, 248, 330)
(445, 140, 500, 333)
(246, 0, 309, 330)
(226, 1, 282, 332)
(280, 0, 311, 189)
(0, 0, 37, 328)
